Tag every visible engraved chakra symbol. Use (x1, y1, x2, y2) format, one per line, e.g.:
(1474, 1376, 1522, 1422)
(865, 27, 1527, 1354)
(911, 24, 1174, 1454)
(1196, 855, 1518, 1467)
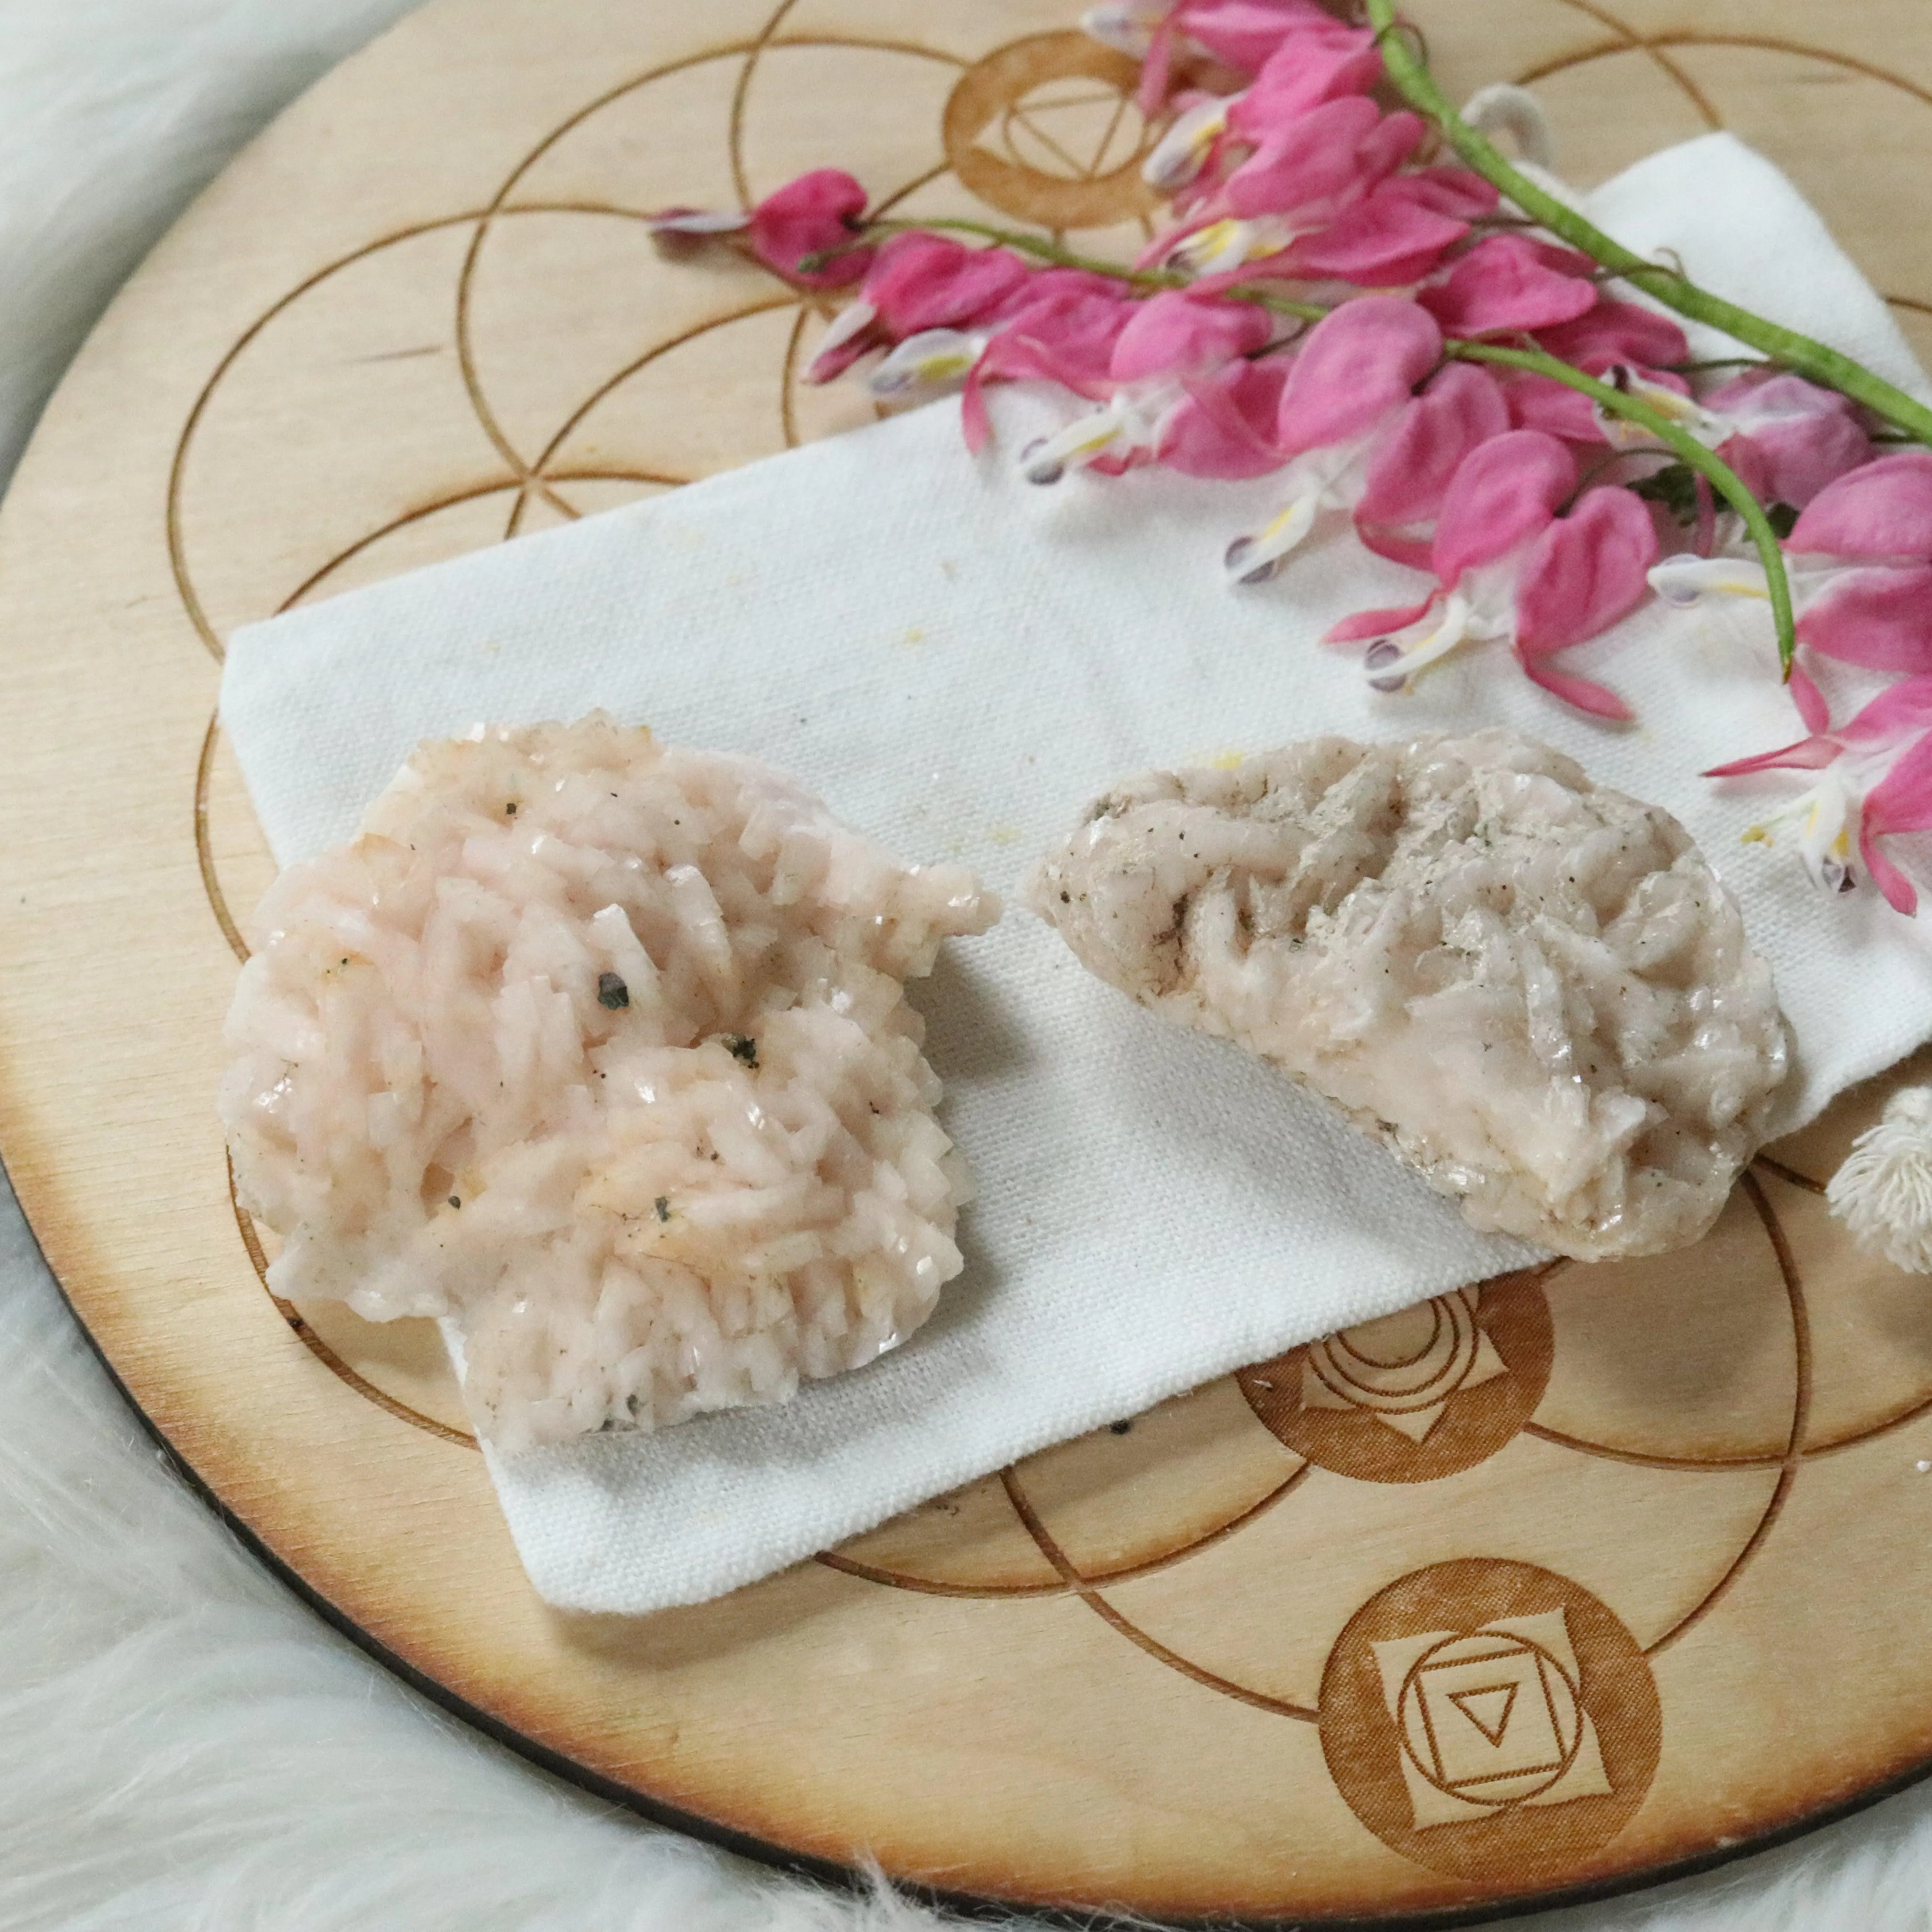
(942, 31, 1159, 229)
(1302, 1288, 1508, 1443)
(1378, 1611, 1609, 1826)
(1240, 1268, 1556, 1482)
(1321, 1560, 1662, 1883)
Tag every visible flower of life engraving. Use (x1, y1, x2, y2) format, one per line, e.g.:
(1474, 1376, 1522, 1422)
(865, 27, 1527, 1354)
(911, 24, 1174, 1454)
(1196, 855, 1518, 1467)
(176, 0, 1932, 1892)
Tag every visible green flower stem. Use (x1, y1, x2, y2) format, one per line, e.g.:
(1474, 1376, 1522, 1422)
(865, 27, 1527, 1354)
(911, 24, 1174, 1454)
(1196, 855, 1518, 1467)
(1451, 340, 1798, 674)
(1364, 0, 1932, 447)
(860, 217, 1184, 288)
(859, 217, 1330, 319)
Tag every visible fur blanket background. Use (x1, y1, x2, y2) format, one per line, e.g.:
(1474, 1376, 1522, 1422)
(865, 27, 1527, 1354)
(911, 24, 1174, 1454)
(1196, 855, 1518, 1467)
(2, 3, 1930, 1925)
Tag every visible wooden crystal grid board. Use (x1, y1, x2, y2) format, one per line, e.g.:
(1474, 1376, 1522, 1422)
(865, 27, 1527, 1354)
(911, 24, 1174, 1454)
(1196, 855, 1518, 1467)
(5, 0, 1932, 1921)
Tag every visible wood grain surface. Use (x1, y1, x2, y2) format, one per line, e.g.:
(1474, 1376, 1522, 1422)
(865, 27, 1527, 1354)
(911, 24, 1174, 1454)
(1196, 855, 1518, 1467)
(4, 0, 1932, 1922)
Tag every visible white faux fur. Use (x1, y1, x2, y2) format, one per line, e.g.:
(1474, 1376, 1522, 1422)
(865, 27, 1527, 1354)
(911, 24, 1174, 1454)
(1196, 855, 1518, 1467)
(1831, 1089, 1932, 1274)
(5, 4, 1932, 1927)
(0, 1212, 969, 1925)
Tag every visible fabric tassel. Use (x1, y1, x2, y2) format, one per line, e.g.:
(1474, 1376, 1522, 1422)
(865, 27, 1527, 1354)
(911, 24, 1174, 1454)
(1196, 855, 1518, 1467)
(1828, 1086, 1932, 1272)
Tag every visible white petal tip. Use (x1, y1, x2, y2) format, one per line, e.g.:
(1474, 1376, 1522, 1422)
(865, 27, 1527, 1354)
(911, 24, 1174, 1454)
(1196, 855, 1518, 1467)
(1222, 537, 1282, 587)
(1018, 439, 1065, 486)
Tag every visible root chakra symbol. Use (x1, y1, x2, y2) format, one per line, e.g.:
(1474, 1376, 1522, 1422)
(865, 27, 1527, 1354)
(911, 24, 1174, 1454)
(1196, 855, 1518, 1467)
(1321, 1560, 1662, 1882)
(1380, 1614, 1609, 1827)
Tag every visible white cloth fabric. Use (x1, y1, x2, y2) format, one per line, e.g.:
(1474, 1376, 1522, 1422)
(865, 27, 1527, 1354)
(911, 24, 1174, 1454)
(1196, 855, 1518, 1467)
(222, 132, 1932, 1615)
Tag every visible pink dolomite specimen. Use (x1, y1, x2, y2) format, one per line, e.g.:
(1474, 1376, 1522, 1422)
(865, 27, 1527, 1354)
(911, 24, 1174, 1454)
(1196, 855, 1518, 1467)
(222, 717, 998, 1449)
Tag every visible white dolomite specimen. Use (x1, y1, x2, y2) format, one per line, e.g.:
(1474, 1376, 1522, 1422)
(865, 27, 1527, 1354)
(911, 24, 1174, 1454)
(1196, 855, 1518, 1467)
(1027, 729, 1788, 1259)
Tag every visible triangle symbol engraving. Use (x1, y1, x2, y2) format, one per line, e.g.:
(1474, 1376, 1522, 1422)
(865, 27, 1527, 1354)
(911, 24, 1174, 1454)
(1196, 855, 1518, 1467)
(1449, 1682, 1518, 1747)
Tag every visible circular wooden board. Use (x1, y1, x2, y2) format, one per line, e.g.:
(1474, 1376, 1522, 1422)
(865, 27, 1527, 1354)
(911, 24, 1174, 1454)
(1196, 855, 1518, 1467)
(5, 0, 1932, 1922)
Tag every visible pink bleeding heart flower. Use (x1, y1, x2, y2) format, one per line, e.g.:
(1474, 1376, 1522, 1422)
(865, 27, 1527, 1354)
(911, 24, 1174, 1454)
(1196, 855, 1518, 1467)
(1170, 0, 1341, 76)
(1427, 431, 1579, 581)
(1790, 449, 1932, 557)
(1388, 165, 1501, 223)
(1537, 299, 1690, 372)
(1224, 22, 1383, 133)
(1330, 428, 1655, 717)
(646, 170, 872, 287)
(1144, 21, 1385, 205)
(1651, 450, 1932, 681)
(1152, 98, 1422, 278)
(1276, 296, 1441, 450)
(874, 269, 1136, 425)
(1015, 291, 1271, 482)
(1111, 287, 1273, 379)
(956, 281, 1137, 453)
(1418, 235, 1600, 338)
(1085, 0, 1340, 109)
(1273, 175, 1477, 287)
(746, 170, 872, 287)
(1585, 365, 1868, 519)
(1177, 175, 1474, 297)
(1507, 487, 1659, 717)
(1706, 676, 1932, 910)
(1222, 296, 1441, 578)
(1224, 99, 1420, 224)
(1501, 299, 1691, 442)
(806, 236, 1032, 382)
(1156, 358, 1292, 478)
(1352, 361, 1513, 568)
(838, 270, 1128, 413)
(1701, 370, 1874, 509)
